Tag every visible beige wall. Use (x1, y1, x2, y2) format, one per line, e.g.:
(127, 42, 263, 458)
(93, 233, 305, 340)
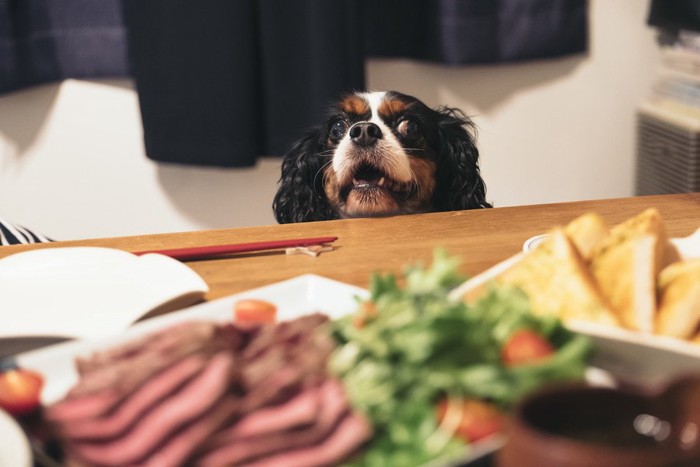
(0, 0, 660, 241)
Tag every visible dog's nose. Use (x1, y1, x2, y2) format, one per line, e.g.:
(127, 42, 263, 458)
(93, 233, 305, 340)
(349, 122, 382, 147)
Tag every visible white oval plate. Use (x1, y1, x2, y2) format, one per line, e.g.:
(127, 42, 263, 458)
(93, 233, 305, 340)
(14, 275, 616, 467)
(0, 247, 208, 342)
(0, 409, 31, 467)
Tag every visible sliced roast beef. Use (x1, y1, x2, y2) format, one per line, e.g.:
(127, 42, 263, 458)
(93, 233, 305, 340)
(241, 313, 329, 362)
(69, 321, 238, 398)
(52, 353, 209, 439)
(75, 321, 218, 374)
(138, 396, 239, 467)
(44, 390, 122, 422)
(221, 381, 323, 439)
(242, 413, 372, 467)
(66, 351, 235, 466)
(197, 378, 354, 466)
(45, 314, 372, 467)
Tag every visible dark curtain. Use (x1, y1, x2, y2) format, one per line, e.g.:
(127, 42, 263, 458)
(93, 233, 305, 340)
(648, 0, 700, 33)
(365, 0, 587, 64)
(121, 0, 365, 167)
(0, 0, 588, 167)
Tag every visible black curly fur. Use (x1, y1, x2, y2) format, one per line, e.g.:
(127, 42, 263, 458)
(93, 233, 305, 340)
(273, 93, 491, 223)
(272, 130, 339, 223)
(431, 106, 492, 211)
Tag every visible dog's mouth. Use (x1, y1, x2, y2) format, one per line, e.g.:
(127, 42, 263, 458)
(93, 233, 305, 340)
(345, 163, 412, 196)
(335, 162, 417, 217)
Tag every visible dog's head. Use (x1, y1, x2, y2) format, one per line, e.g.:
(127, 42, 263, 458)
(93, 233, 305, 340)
(273, 91, 491, 223)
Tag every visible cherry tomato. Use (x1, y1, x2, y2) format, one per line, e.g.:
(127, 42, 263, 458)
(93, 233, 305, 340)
(353, 301, 378, 329)
(0, 369, 44, 416)
(502, 329, 554, 367)
(436, 398, 506, 443)
(234, 299, 277, 325)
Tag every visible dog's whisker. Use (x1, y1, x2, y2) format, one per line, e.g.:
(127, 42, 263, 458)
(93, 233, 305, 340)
(313, 159, 334, 194)
(403, 177, 418, 200)
(314, 149, 335, 157)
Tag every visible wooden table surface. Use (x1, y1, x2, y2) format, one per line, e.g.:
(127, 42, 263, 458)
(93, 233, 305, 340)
(2, 193, 699, 301)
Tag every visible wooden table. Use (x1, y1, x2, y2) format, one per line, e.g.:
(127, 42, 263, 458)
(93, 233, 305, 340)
(2, 193, 699, 301)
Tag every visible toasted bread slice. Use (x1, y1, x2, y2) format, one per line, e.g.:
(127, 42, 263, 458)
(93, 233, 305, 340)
(592, 235, 658, 332)
(589, 208, 669, 333)
(564, 212, 609, 262)
(491, 228, 618, 326)
(592, 208, 670, 273)
(656, 259, 700, 339)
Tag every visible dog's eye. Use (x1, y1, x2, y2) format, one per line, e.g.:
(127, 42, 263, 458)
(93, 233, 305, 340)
(397, 119, 420, 139)
(329, 120, 347, 141)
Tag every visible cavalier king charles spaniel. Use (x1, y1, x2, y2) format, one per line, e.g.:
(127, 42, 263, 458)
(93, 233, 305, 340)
(273, 91, 491, 223)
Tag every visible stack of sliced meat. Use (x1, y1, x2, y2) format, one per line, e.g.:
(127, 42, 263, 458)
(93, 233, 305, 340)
(44, 314, 371, 466)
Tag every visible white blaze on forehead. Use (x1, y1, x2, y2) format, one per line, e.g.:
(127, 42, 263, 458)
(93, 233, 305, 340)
(332, 91, 413, 183)
(362, 91, 387, 123)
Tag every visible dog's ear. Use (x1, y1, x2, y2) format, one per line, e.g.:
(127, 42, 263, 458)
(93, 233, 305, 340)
(273, 129, 338, 223)
(433, 107, 492, 210)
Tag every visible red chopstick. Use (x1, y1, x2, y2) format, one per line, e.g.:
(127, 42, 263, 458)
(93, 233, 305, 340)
(133, 236, 338, 261)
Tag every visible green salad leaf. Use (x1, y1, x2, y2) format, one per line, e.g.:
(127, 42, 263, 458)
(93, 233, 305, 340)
(331, 249, 593, 466)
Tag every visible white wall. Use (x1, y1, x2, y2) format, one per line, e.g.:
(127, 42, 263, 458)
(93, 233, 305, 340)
(0, 0, 660, 241)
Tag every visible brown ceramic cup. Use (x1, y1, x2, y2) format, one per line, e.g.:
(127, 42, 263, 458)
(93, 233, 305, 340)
(496, 375, 700, 467)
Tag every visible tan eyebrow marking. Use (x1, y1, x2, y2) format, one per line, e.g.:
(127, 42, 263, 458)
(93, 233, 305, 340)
(340, 95, 370, 116)
(377, 98, 408, 119)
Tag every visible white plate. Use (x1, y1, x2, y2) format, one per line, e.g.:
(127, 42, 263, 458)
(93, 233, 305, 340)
(0, 247, 209, 344)
(520, 228, 700, 256)
(0, 408, 31, 467)
(449, 229, 700, 387)
(9, 274, 697, 466)
(567, 320, 700, 388)
(14, 274, 368, 405)
(5, 275, 559, 466)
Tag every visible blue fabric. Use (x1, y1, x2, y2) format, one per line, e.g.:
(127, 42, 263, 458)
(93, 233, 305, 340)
(0, 0, 128, 93)
(364, 0, 588, 65)
(0, 1, 16, 89)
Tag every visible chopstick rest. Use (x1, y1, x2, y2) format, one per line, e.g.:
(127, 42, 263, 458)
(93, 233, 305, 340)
(285, 244, 335, 257)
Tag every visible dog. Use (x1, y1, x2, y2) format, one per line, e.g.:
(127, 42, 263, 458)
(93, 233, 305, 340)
(273, 91, 491, 223)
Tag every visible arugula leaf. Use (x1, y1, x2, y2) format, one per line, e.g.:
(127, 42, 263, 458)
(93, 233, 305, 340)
(331, 249, 593, 466)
